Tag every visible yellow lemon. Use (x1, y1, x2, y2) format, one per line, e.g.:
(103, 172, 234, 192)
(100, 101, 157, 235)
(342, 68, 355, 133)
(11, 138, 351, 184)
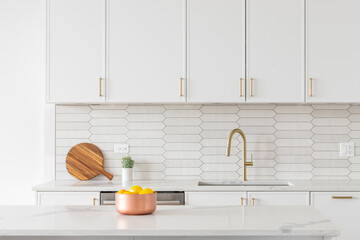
(129, 185, 143, 194)
(123, 191, 136, 194)
(117, 189, 126, 194)
(139, 188, 154, 194)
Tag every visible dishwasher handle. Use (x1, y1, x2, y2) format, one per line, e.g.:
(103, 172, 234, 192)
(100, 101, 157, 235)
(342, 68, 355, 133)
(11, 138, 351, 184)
(102, 200, 116, 205)
(156, 200, 181, 205)
(103, 200, 181, 205)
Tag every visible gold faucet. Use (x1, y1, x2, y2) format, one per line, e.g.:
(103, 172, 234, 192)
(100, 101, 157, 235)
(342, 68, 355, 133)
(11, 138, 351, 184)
(226, 128, 253, 181)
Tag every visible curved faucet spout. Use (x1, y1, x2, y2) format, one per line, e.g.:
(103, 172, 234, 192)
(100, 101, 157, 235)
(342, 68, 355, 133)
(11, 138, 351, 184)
(226, 128, 253, 181)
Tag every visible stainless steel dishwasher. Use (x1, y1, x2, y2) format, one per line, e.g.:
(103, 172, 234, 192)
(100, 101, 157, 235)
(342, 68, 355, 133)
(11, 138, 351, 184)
(100, 191, 185, 205)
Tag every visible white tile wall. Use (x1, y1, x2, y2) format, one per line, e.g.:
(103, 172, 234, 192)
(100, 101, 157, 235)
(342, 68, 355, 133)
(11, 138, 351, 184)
(55, 104, 360, 181)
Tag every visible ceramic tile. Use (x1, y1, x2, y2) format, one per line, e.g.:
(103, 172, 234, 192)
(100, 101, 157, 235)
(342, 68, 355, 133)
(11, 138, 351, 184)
(89, 118, 128, 126)
(127, 105, 164, 113)
(163, 135, 202, 143)
(238, 110, 276, 118)
(311, 109, 350, 118)
(163, 118, 202, 126)
(89, 110, 128, 118)
(200, 105, 239, 113)
(89, 135, 128, 143)
(89, 126, 127, 134)
(126, 114, 165, 122)
(163, 110, 202, 118)
(200, 113, 239, 122)
(90, 104, 127, 110)
(56, 114, 91, 122)
(274, 105, 313, 114)
(56, 104, 360, 180)
(56, 131, 91, 139)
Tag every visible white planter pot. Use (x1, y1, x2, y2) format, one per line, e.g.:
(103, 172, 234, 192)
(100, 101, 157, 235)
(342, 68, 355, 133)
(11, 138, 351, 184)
(122, 168, 133, 182)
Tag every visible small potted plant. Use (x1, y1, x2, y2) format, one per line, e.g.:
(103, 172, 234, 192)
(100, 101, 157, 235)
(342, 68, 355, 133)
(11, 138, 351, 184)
(121, 156, 134, 182)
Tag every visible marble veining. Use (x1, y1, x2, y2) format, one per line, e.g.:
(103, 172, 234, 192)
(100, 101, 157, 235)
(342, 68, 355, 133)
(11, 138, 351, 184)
(0, 205, 339, 237)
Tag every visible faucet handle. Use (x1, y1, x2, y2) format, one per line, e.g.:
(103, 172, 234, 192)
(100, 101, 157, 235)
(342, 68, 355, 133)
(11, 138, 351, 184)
(246, 154, 254, 166)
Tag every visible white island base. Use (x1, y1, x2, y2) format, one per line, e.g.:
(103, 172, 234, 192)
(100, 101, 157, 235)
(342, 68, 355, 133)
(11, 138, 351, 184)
(0, 206, 339, 240)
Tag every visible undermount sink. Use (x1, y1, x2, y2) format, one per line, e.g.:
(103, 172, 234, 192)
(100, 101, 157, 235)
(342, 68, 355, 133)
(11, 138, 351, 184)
(198, 181, 293, 187)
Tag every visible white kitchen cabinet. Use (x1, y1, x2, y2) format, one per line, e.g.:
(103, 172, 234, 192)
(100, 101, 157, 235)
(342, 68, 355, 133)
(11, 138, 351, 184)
(248, 192, 309, 206)
(185, 192, 246, 206)
(107, 0, 186, 103)
(37, 192, 100, 206)
(306, 0, 360, 102)
(47, 0, 106, 103)
(187, 0, 245, 103)
(246, 0, 304, 103)
(312, 192, 360, 240)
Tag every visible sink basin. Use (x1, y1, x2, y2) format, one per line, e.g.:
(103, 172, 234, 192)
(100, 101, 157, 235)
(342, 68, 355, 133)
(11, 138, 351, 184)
(198, 181, 293, 187)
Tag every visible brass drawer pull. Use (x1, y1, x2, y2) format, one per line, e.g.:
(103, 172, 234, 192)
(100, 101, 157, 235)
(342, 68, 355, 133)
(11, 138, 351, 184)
(240, 197, 245, 206)
(250, 78, 253, 97)
(92, 198, 96, 206)
(99, 78, 102, 97)
(251, 198, 255, 206)
(309, 78, 313, 97)
(179, 77, 183, 96)
(332, 196, 353, 199)
(239, 78, 243, 97)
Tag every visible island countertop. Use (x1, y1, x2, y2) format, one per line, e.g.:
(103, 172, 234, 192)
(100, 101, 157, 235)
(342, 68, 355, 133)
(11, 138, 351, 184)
(0, 205, 339, 237)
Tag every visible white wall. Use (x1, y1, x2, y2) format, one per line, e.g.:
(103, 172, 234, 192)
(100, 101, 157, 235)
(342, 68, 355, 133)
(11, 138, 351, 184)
(0, 0, 47, 204)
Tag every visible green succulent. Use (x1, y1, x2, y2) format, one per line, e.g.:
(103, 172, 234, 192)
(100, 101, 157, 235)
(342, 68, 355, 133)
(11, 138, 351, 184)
(121, 156, 134, 168)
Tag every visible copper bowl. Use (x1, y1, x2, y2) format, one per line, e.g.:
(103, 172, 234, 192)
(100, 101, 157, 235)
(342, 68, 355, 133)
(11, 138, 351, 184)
(116, 192, 157, 215)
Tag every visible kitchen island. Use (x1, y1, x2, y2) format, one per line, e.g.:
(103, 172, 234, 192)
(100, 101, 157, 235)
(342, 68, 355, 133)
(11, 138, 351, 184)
(0, 205, 338, 240)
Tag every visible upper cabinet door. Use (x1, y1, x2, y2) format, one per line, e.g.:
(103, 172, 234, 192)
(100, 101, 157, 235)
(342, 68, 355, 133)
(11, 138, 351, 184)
(187, 0, 245, 103)
(307, 0, 360, 102)
(48, 0, 105, 103)
(107, 0, 186, 103)
(247, 0, 305, 103)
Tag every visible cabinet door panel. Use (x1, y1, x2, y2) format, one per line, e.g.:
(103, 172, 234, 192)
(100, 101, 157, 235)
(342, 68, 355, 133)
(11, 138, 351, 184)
(247, 0, 304, 102)
(108, 0, 185, 103)
(307, 0, 360, 102)
(248, 192, 309, 206)
(48, 0, 105, 103)
(38, 192, 100, 206)
(312, 192, 360, 240)
(186, 192, 246, 206)
(187, 0, 245, 103)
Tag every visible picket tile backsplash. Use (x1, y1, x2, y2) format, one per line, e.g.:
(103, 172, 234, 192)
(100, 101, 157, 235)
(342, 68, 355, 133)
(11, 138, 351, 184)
(55, 104, 360, 181)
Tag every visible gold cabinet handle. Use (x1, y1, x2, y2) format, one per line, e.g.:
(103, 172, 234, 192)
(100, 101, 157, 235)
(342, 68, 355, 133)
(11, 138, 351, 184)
(309, 78, 313, 97)
(239, 78, 243, 97)
(250, 78, 253, 97)
(92, 198, 96, 206)
(251, 198, 255, 206)
(179, 77, 183, 97)
(240, 197, 245, 206)
(99, 78, 102, 97)
(332, 196, 353, 199)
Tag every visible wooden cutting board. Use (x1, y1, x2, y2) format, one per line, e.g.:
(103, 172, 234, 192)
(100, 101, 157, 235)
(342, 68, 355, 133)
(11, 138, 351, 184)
(66, 143, 113, 181)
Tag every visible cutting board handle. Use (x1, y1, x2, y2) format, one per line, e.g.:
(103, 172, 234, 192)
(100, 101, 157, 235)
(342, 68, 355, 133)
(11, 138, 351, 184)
(100, 170, 114, 180)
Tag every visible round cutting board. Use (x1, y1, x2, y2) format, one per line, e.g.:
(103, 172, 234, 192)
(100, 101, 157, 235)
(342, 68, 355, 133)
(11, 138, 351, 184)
(66, 143, 113, 181)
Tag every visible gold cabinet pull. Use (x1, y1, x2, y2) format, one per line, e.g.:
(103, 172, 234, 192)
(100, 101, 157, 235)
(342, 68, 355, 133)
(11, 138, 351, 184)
(240, 197, 245, 206)
(309, 78, 313, 97)
(99, 78, 102, 97)
(251, 198, 255, 206)
(179, 78, 183, 96)
(92, 198, 96, 206)
(250, 78, 253, 97)
(239, 78, 243, 97)
(332, 196, 353, 199)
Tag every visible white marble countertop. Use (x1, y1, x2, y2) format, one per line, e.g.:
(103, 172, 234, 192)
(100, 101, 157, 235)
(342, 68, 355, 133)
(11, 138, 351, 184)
(33, 179, 360, 192)
(0, 205, 339, 237)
